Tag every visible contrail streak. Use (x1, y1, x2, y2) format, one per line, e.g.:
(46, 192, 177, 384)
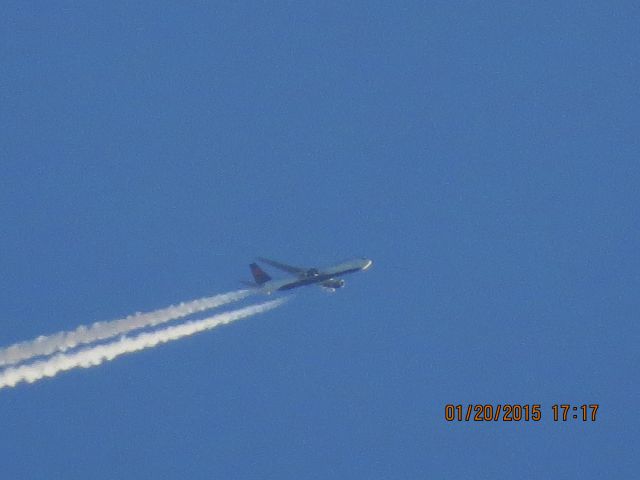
(0, 290, 251, 367)
(0, 298, 284, 390)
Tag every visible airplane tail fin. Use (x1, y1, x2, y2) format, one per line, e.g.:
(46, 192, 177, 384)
(250, 263, 272, 285)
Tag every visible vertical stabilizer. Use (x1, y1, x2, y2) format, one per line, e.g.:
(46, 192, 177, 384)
(250, 263, 272, 285)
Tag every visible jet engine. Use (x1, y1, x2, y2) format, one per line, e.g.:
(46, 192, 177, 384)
(321, 278, 345, 291)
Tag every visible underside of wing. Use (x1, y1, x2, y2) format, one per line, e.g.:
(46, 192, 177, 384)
(256, 257, 308, 276)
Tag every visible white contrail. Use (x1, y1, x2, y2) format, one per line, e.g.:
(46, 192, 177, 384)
(0, 298, 284, 390)
(0, 289, 251, 367)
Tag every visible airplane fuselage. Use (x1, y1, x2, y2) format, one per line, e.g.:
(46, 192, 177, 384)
(256, 258, 372, 294)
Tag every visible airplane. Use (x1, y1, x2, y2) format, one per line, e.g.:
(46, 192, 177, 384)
(242, 257, 373, 293)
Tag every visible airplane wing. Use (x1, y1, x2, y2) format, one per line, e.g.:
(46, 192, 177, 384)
(256, 257, 308, 276)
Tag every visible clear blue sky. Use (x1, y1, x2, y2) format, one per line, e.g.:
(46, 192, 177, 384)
(1, 2, 638, 478)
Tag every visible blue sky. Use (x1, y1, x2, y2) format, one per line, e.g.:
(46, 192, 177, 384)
(1, 2, 638, 478)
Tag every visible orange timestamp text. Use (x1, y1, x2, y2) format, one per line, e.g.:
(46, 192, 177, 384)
(444, 404, 599, 422)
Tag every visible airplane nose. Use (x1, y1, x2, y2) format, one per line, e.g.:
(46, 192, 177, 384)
(362, 259, 373, 270)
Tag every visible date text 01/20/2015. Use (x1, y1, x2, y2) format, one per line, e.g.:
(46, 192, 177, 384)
(444, 404, 599, 422)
